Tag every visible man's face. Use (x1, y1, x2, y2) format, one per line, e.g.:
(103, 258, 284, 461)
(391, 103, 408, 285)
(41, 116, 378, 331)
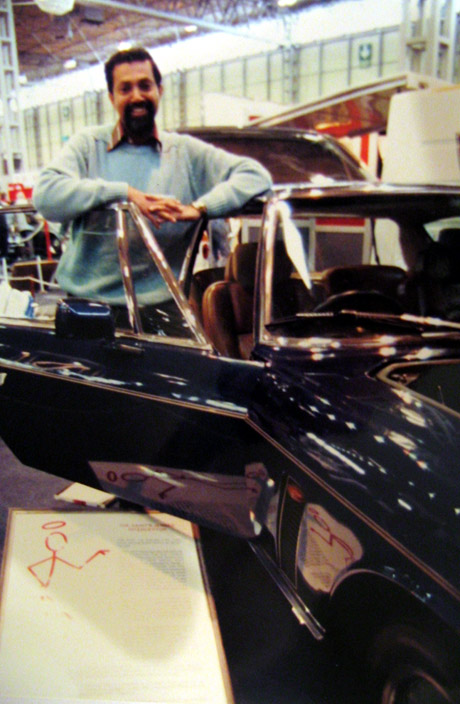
(109, 60, 163, 142)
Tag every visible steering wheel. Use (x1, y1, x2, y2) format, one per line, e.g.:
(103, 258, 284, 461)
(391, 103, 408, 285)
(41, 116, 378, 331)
(313, 289, 404, 314)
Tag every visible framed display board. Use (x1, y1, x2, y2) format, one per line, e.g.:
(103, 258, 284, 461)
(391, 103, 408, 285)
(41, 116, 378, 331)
(0, 510, 233, 704)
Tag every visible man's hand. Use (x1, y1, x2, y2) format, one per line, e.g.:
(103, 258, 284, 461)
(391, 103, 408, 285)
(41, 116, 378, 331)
(128, 187, 202, 227)
(175, 204, 203, 221)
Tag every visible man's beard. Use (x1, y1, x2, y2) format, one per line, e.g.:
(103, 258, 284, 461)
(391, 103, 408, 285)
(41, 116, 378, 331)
(123, 100, 155, 141)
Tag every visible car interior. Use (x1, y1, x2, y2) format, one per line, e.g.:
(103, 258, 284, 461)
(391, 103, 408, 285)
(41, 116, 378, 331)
(189, 212, 460, 358)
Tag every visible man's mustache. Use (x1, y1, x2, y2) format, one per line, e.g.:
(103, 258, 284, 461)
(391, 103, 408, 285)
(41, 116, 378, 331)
(125, 101, 155, 119)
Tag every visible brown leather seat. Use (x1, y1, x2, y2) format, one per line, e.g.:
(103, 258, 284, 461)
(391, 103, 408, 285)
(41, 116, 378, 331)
(188, 266, 225, 325)
(202, 242, 258, 358)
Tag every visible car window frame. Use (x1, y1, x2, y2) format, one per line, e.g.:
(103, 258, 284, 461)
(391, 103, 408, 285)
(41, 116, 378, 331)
(0, 202, 213, 350)
(97, 202, 211, 346)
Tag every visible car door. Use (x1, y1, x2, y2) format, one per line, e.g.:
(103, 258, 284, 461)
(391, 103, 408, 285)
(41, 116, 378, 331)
(0, 203, 277, 537)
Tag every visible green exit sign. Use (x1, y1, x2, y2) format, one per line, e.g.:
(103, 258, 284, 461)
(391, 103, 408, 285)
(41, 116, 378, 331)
(358, 43, 373, 67)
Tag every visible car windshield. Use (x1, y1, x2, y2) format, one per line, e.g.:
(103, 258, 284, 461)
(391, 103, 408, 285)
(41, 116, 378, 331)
(263, 192, 460, 340)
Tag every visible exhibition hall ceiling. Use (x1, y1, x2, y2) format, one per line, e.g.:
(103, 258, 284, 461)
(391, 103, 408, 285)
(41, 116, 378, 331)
(13, 0, 337, 84)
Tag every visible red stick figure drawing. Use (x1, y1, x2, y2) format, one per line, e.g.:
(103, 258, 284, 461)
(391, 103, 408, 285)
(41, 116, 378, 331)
(27, 520, 109, 588)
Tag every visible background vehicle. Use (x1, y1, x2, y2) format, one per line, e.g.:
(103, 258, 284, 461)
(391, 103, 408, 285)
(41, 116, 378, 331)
(0, 185, 459, 703)
(181, 126, 372, 184)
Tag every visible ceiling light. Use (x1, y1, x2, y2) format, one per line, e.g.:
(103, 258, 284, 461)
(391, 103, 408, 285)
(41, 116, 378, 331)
(64, 58, 77, 70)
(35, 0, 74, 15)
(117, 40, 133, 51)
(19, 75, 28, 85)
(277, 0, 298, 6)
(184, 24, 198, 33)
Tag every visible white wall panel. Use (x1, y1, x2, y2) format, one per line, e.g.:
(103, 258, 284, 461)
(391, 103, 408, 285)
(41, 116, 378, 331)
(223, 59, 244, 97)
(298, 44, 321, 102)
(99, 91, 115, 125)
(381, 29, 401, 76)
(71, 95, 85, 134)
(245, 55, 268, 101)
(38, 105, 51, 165)
(201, 64, 223, 94)
(184, 69, 202, 126)
(267, 51, 284, 104)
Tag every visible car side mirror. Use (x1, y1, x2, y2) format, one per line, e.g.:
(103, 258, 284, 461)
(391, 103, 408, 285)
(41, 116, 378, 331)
(55, 298, 115, 340)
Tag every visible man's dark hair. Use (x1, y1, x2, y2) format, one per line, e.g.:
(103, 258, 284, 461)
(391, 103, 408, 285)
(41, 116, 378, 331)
(104, 47, 162, 94)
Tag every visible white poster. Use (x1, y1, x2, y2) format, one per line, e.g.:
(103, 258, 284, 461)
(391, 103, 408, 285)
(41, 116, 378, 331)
(0, 510, 233, 704)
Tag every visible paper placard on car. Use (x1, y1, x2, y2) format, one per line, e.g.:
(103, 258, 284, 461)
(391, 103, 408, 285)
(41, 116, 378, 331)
(0, 509, 233, 704)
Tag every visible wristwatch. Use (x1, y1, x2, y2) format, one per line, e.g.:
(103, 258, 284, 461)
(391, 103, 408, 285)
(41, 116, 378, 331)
(191, 199, 208, 215)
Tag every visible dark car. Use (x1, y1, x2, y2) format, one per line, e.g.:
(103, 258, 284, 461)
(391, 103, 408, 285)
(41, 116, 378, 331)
(1, 184, 460, 703)
(180, 126, 372, 183)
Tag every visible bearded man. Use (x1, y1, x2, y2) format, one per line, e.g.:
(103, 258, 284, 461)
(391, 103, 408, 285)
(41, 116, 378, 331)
(33, 47, 272, 304)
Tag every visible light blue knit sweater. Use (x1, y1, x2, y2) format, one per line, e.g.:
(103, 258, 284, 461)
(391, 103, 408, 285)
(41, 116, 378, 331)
(33, 124, 272, 302)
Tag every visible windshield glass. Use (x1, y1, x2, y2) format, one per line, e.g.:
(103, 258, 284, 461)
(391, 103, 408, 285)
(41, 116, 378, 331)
(265, 196, 460, 339)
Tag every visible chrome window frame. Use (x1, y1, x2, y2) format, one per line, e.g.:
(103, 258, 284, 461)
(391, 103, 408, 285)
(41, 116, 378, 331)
(113, 201, 209, 346)
(258, 196, 405, 352)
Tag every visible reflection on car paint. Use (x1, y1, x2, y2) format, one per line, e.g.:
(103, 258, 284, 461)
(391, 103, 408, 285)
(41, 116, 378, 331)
(0, 349, 97, 376)
(297, 504, 363, 593)
(90, 460, 275, 539)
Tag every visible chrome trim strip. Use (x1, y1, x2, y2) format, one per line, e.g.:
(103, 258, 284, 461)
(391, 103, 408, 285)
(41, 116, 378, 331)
(257, 197, 279, 344)
(0, 318, 55, 329)
(178, 216, 206, 292)
(115, 332, 212, 350)
(249, 541, 325, 639)
(116, 207, 142, 334)
(247, 416, 460, 603)
(258, 333, 413, 351)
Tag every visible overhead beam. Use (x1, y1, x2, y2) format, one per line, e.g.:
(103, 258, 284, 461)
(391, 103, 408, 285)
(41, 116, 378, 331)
(78, 0, 280, 45)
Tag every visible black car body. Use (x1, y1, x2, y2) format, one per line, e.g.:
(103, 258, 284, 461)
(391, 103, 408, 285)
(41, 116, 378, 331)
(1, 184, 460, 702)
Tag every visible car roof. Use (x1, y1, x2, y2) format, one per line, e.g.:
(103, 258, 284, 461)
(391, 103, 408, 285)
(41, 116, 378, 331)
(180, 125, 337, 140)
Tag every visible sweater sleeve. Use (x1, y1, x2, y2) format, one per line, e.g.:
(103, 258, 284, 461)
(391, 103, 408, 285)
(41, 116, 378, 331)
(183, 135, 273, 217)
(33, 130, 129, 223)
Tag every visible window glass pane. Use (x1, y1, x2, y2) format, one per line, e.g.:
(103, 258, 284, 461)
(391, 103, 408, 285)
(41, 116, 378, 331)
(75, 209, 194, 339)
(124, 213, 195, 339)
